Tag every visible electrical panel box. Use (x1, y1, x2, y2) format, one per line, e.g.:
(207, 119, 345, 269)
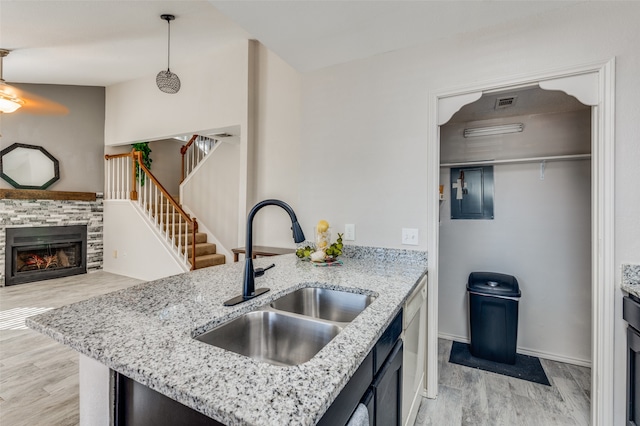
(450, 166, 494, 220)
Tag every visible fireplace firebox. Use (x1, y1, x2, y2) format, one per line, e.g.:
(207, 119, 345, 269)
(5, 225, 87, 286)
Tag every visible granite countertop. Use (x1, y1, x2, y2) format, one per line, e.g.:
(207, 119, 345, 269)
(622, 264, 640, 298)
(27, 247, 427, 426)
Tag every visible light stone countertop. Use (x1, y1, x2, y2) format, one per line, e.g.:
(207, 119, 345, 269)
(27, 247, 427, 426)
(622, 264, 640, 298)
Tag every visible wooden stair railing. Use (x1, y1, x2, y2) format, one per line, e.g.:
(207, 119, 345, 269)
(104, 151, 138, 201)
(180, 134, 218, 183)
(105, 149, 198, 270)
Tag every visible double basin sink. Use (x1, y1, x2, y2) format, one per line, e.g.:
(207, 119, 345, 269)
(195, 287, 375, 366)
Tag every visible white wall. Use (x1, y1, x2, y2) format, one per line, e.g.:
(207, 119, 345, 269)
(181, 140, 240, 258)
(1, 84, 105, 192)
(298, 3, 640, 422)
(439, 160, 592, 364)
(146, 139, 183, 196)
(103, 201, 186, 281)
(250, 43, 302, 249)
(104, 41, 249, 147)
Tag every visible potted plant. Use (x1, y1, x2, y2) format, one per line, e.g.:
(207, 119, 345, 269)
(132, 142, 152, 185)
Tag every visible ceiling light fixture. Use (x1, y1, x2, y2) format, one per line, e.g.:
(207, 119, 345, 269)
(156, 14, 181, 94)
(463, 123, 524, 138)
(0, 50, 25, 113)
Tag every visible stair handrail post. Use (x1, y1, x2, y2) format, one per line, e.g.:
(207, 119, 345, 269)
(180, 134, 198, 183)
(130, 149, 139, 201)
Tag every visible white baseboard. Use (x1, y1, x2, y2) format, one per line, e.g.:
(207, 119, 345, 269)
(437, 332, 592, 368)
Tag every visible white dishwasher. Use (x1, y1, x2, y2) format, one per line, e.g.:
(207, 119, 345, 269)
(402, 272, 427, 426)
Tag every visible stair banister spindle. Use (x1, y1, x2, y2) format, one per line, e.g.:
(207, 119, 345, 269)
(117, 157, 120, 198)
(171, 204, 176, 244)
(190, 145, 193, 175)
(192, 141, 196, 169)
(121, 157, 126, 199)
(130, 150, 137, 201)
(178, 215, 183, 256)
(164, 198, 169, 240)
(152, 184, 156, 224)
(183, 219, 187, 264)
(116, 158, 120, 199)
(104, 159, 109, 199)
(116, 157, 120, 199)
(124, 157, 135, 201)
(146, 175, 151, 219)
(159, 191, 164, 229)
(109, 158, 113, 199)
(169, 204, 174, 245)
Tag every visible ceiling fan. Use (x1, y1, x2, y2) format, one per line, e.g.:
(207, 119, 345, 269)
(0, 49, 68, 115)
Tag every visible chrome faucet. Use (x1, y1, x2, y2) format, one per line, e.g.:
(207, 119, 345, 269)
(223, 199, 305, 306)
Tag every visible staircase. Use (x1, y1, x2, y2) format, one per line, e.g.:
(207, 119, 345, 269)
(104, 148, 226, 271)
(157, 196, 225, 269)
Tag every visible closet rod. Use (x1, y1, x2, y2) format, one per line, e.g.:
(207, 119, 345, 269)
(440, 153, 591, 168)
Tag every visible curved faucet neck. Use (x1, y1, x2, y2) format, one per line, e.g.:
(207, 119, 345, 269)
(241, 199, 303, 301)
(245, 199, 298, 259)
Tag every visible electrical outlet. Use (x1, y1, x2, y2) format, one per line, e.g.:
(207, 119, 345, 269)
(344, 224, 355, 241)
(113, 250, 118, 259)
(402, 228, 419, 245)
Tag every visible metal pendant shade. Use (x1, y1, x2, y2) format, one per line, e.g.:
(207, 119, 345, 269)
(156, 14, 180, 94)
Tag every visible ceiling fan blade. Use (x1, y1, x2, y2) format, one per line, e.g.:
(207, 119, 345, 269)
(1, 82, 69, 115)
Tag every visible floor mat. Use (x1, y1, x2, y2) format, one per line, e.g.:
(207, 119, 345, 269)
(448, 341, 551, 386)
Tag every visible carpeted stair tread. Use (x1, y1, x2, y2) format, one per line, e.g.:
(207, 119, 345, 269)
(193, 254, 225, 269)
(184, 242, 217, 256)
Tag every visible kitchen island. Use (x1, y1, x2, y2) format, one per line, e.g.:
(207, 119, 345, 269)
(27, 247, 427, 426)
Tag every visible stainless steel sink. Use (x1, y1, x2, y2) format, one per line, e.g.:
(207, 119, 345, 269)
(195, 311, 341, 366)
(270, 287, 375, 323)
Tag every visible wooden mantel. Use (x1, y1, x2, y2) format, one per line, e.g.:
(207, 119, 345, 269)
(0, 189, 97, 202)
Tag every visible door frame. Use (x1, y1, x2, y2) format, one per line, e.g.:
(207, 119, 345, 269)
(425, 59, 615, 425)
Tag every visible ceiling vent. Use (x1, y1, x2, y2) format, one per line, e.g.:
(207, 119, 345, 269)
(495, 96, 517, 110)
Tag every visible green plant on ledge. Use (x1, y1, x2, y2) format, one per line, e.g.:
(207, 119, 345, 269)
(132, 142, 152, 186)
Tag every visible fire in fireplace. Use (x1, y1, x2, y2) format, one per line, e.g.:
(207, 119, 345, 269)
(5, 225, 87, 286)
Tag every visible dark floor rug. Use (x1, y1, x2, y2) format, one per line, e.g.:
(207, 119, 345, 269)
(448, 341, 551, 386)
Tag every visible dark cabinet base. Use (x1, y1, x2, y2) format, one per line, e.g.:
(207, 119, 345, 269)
(628, 327, 640, 425)
(371, 339, 403, 426)
(115, 374, 223, 426)
(625, 295, 640, 425)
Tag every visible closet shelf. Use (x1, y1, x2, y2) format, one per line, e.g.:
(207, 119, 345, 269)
(440, 153, 591, 168)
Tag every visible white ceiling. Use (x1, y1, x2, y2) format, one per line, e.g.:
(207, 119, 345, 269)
(210, 0, 584, 73)
(0, 0, 585, 87)
(0, 0, 251, 86)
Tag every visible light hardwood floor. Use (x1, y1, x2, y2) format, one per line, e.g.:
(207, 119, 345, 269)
(1, 273, 591, 426)
(414, 339, 591, 426)
(0, 272, 143, 426)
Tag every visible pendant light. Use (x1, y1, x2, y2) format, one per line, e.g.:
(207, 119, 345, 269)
(156, 14, 181, 94)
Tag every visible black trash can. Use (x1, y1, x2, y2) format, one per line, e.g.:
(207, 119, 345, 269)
(467, 272, 521, 365)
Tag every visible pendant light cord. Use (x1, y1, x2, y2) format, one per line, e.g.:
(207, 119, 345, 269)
(166, 19, 171, 72)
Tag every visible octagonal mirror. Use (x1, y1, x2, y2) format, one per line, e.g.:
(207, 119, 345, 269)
(0, 143, 60, 189)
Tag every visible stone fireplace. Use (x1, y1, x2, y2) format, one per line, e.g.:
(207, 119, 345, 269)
(5, 225, 87, 286)
(0, 191, 103, 286)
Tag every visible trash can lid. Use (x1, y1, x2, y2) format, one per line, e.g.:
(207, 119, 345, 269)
(467, 272, 521, 297)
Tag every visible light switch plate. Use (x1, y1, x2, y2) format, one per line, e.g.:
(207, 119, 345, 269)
(402, 228, 419, 245)
(344, 224, 355, 241)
